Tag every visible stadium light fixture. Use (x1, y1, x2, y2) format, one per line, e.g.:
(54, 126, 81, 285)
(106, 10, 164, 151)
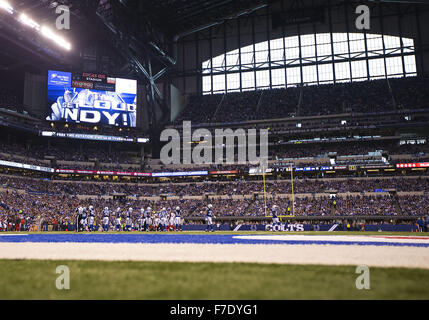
(19, 14, 40, 31)
(0, 0, 13, 14)
(40, 25, 71, 50)
(4, 5, 74, 52)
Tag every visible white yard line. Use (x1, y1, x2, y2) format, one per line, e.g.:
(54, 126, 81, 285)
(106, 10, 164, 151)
(0, 242, 428, 269)
(233, 234, 429, 244)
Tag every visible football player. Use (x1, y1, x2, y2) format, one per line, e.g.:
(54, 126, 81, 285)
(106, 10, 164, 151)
(205, 204, 215, 232)
(115, 207, 122, 231)
(102, 207, 110, 232)
(271, 205, 280, 231)
(174, 206, 182, 231)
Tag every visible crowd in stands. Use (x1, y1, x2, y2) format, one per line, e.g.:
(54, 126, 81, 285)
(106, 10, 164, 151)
(272, 141, 428, 159)
(0, 137, 427, 173)
(175, 76, 429, 124)
(398, 195, 429, 216)
(1, 174, 429, 197)
(0, 140, 140, 165)
(0, 88, 19, 110)
(1, 189, 427, 231)
(0, 176, 152, 196)
(332, 194, 399, 216)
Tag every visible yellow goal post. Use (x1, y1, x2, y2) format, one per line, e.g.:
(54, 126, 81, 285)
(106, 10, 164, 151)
(261, 162, 295, 219)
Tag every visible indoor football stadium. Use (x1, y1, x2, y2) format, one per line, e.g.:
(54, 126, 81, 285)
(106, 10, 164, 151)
(0, 0, 429, 303)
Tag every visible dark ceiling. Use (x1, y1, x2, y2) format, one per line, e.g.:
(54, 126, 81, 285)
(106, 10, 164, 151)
(136, 0, 269, 36)
(0, 0, 272, 73)
(0, 0, 425, 74)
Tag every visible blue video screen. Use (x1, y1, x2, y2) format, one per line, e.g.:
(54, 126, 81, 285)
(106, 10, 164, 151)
(46, 70, 137, 127)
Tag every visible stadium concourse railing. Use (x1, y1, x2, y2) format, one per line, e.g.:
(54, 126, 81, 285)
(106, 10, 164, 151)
(1, 171, 427, 191)
(170, 108, 429, 130)
(1, 151, 428, 180)
(1, 172, 429, 192)
(0, 152, 142, 171)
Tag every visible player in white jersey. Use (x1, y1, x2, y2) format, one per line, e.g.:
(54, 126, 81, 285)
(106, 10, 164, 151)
(88, 206, 95, 231)
(159, 207, 167, 232)
(88, 213, 95, 232)
(166, 210, 172, 231)
(169, 212, 175, 231)
(138, 208, 145, 231)
(126, 207, 133, 231)
(162, 211, 167, 231)
(81, 207, 88, 231)
(76, 206, 84, 232)
(1, 217, 7, 231)
(146, 214, 153, 231)
(174, 206, 182, 231)
(153, 213, 160, 231)
(144, 206, 152, 231)
(164, 211, 170, 231)
(102, 207, 110, 232)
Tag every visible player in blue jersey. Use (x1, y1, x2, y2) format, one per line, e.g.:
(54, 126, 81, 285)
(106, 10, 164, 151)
(205, 204, 215, 232)
(88, 205, 96, 232)
(115, 207, 122, 231)
(271, 205, 280, 231)
(138, 208, 145, 231)
(144, 206, 152, 231)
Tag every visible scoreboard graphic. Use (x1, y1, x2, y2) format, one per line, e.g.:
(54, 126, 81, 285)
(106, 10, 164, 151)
(46, 70, 137, 127)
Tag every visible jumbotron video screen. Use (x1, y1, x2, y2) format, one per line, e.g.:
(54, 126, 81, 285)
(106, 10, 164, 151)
(46, 70, 137, 127)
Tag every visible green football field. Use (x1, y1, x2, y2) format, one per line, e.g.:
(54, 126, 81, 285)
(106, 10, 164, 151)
(0, 259, 428, 300)
(0, 231, 428, 299)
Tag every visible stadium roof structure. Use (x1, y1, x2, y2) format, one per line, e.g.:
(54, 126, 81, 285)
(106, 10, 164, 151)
(101, 0, 429, 36)
(1, 0, 425, 70)
(1, 0, 427, 145)
(0, 0, 267, 70)
(135, 0, 268, 36)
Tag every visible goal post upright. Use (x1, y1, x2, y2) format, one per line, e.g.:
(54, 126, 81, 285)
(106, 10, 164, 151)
(278, 163, 295, 218)
(262, 160, 268, 218)
(262, 161, 295, 219)
(289, 163, 295, 218)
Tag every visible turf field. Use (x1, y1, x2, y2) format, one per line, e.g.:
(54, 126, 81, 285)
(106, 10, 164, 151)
(0, 259, 428, 299)
(0, 231, 428, 299)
